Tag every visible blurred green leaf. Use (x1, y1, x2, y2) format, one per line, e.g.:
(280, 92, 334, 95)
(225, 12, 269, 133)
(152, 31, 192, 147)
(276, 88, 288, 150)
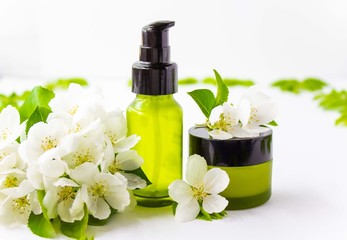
(178, 77, 199, 85)
(301, 78, 327, 91)
(336, 111, 347, 126)
(202, 77, 217, 85)
(271, 79, 301, 93)
(272, 78, 328, 93)
(315, 89, 347, 112)
(202, 76, 254, 87)
(223, 78, 254, 87)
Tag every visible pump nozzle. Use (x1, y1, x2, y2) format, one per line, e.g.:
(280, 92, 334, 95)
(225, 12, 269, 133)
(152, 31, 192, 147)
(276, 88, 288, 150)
(132, 20, 178, 95)
(140, 21, 175, 63)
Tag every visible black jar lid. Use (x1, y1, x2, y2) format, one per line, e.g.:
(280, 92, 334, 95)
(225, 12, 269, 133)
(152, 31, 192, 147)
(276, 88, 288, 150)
(189, 127, 273, 167)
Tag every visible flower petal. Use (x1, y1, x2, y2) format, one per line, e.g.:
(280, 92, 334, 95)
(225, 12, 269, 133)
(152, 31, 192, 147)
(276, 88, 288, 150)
(92, 198, 111, 220)
(0, 196, 31, 226)
(168, 180, 194, 205)
(222, 102, 239, 127)
(114, 135, 140, 153)
(237, 98, 251, 127)
(202, 194, 228, 214)
(70, 162, 98, 185)
(106, 187, 130, 211)
(203, 168, 230, 194)
(186, 154, 207, 187)
(43, 187, 59, 219)
(209, 105, 223, 124)
(175, 198, 200, 222)
(116, 150, 144, 171)
(121, 173, 147, 190)
(208, 129, 233, 140)
(69, 190, 85, 220)
(54, 177, 79, 187)
(1, 179, 35, 198)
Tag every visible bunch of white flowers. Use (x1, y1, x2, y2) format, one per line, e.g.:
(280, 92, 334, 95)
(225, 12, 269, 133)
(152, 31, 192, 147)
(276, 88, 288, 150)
(207, 86, 278, 140)
(0, 84, 147, 238)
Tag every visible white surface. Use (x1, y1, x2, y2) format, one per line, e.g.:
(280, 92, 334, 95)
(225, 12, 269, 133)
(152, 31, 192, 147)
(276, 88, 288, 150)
(1, 0, 347, 80)
(0, 78, 346, 239)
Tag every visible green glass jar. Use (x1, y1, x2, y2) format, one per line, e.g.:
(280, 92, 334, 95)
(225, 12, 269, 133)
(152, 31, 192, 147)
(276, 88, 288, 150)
(127, 95, 182, 207)
(189, 127, 273, 210)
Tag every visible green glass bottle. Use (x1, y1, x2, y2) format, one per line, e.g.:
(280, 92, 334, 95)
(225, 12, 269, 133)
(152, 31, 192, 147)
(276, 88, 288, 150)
(126, 21, 182, 207)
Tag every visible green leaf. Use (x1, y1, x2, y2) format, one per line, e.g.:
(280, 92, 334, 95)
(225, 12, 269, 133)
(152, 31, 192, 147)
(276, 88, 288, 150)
(28, 213, 56, 238)
(271, 79, 301, 94)
(36, 190, 49, 219)
(301, 78, 327, 91)
(178, 77, 199, 85)
(60, 205, 89, 239)
(197, 205, 212, 221)
(172, 201, 178, 215)
(188, 89, 216, 118)
(315, 89, 347, 112)
(335, 111, 347, 126)
(210, 210, 227, 220)
(25, 106, 52, 134)
(19, 86, 54, 123)
(272, 78, 328, 94)
(125, 167, 152, 186)
(213, 69, 229, 107)
(202, 77, 218, 85)
(267, 120, 278, 126)
(223, 78, 255, 87)
(88, 209, 117, 226)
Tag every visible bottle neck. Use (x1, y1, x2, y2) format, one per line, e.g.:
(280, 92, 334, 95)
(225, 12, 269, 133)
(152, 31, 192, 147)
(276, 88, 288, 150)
(135, 94, 174, 100)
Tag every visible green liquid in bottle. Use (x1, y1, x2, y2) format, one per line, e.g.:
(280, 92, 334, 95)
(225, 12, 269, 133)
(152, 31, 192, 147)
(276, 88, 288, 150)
(126, 94, 182, 207)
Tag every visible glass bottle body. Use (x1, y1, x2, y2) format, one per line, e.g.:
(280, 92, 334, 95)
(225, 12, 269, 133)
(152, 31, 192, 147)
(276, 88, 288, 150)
(126, 94, 182, 207)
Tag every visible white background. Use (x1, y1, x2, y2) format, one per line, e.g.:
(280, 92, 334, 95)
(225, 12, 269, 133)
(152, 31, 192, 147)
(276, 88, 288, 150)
(1, 0, 347, 81)
(0, 1, 347, 240)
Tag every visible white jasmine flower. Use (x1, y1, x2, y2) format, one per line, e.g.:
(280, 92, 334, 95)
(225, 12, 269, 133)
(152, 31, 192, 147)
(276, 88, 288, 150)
(0, 142, 26, 172)
(0, 195, 32, 226)
(70, 162, 130, 220)
(168, 154, 229, 222)
(62, 133, 104, 169)
(208, 103, 249, 139)
(0, 106, 25, 150)
(238, 86, 278, 131)
(102, 150, 146, 190)
(102, 110, 140, 153)
(18, 119, 73, 163)
(43, 177, 84, 223)
(0, 170, 36, 226)
(25, 155, 69, 191)
(49, 84, 101, 120)
(0, 170, 34, 198)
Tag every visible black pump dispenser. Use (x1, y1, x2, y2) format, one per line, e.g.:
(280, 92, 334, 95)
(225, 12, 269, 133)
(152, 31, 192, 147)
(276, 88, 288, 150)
(132, 20, 177, 95)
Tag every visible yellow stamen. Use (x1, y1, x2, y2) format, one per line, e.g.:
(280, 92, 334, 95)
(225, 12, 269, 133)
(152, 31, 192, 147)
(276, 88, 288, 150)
(12, 196, 30, 215)
(3, 175, 19, 188)
(68, 105, 79, 115)
(192, 185, 208, 201)
(58, 186, 76, 202)
(40, 136, 57, 151)
(88, 181, 109, 199)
